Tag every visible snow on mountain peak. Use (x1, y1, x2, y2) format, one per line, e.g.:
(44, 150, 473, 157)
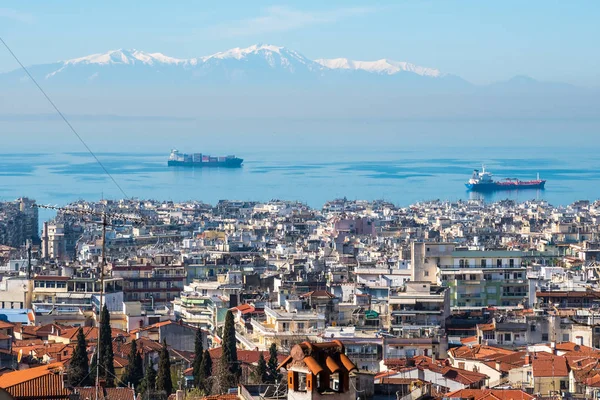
(315, 57, 442, 77)
(201, 44, 286, 61)
(40, 45, 442, 80)
(63, 49, 187, 66)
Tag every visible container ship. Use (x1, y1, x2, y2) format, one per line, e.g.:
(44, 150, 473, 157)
(465, 166, 545, 191)
(168, 149, 243, 168)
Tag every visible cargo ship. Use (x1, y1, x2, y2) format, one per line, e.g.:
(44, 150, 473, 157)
(167, 150, 243, 168)
(465, 166, 546, 191)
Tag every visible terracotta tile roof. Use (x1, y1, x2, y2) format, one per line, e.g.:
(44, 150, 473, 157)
(412, 355, 487, 385)
(477, 322, 495, 331)
(450, 345, 517, 361)
(532, 354, 569, 377)
(200, 395, 238, 400)
(59, 326, 128, 342)
(446, 389, 535, 400)
(460, 336, 478, 345)
(0, 321, 15, 330)
(208, 347, 287, 365)
(74, 386, 136, 400)
(231, 304, 256, 314)
(0, 362, 71, 399)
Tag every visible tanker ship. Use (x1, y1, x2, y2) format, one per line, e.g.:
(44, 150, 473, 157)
(168, 149, 243, 168)
(465, 166, 545, 191)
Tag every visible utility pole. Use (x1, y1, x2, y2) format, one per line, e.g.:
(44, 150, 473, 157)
(33, 204, 145, 400)
(95, 212, 107, 400)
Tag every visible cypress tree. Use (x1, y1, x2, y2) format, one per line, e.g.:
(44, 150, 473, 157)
(67, 327, 91, 387)
(222, 310, 239, 376)
(192, 329, 204, 387)
(216, 310, 239, 393)
(156, 339, 173, 396)
(198, 349, 212, 394)
(122, 339, 144, 389)
(139, 359, 157, 395)
(267, 343, 281, 383)
(99, 304, 116, 387)
(255, 352, 267, 384)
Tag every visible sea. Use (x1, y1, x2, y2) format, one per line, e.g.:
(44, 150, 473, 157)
(1, 118, 599, 222)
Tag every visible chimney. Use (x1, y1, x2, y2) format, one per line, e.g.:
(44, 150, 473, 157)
(525, 352, 531, 365)
(551, 341, 556, 355)
(431, 352, 436, 363)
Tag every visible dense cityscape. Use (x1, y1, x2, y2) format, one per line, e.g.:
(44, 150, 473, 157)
(0, 195, 599, 399)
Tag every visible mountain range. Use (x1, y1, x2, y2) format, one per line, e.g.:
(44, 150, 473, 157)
(1, 44, 596, 119)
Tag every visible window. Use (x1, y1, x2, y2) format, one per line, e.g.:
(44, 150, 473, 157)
(530, 324, 536, 332)
(481, 259, 487, 267)
(427, 247, 430, 252)
(484, 274, 492, 280)
(509, 259, 515, 267)
(504, 333, 511, 341)
(458, 362, 465, 369)
(470, 274, 477, 280)
(562, 333, 570, 342)
(459, 259, 465, 268)
(424, 271, 429, 277)
(57, 282, 66, 288)
(542, 333, 549, 341)
(497, 259, 502, 267)
(560, 380, 567, 390)
(46, 281, 56, 288)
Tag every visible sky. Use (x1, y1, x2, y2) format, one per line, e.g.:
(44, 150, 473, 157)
(0, 1, 599, 86)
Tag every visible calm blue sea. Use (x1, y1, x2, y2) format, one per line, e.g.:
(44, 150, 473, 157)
(1, 118, 599, 221)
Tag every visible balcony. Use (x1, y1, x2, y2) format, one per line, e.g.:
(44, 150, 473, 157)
(457, 293, 481, 299)
(501, 292, 526, 298)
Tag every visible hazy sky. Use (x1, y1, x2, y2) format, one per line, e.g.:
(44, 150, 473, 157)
(0, 1, 598, 85)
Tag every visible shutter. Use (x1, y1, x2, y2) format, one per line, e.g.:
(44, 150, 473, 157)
(288, 371, 297, 391)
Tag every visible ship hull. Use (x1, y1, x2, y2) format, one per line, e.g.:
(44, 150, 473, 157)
(168, 158, 243, 168)
(466, 181, 546, 191)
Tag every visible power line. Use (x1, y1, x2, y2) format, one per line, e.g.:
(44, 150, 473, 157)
(0, 36, 130, 199)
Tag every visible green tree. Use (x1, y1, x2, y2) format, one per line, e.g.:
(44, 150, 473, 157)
(267, 343, 281, 383)
(216, 310, 239, 393)
(222, 310, 239, 376)
(139, 359, 157, 395)
(156, 339, 173, 396)
(67, 327, 91, 387)
(192, 329, 204, 387)
(254, 352, 267, 384)
(198, 349, 212, 394)
(122, 339, 144, 389)
(99, 304, 116, 387)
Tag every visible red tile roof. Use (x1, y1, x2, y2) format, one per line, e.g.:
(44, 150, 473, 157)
(0, 362, 71, 399)
(446, 389, 535, 400)
(532, 354, 569, 377)
(74, 386, 136, 400)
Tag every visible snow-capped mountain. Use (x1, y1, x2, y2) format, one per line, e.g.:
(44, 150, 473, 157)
(1, 44, 453, 86)
(314, 58, 442, 77)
